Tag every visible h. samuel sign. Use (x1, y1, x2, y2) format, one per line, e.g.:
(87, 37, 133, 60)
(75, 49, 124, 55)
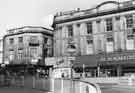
(99, 54, 135, 62)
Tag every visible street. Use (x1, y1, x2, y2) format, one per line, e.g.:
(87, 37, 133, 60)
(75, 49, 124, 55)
(0, 87, 47, 93)
(101, 87, 135, 93)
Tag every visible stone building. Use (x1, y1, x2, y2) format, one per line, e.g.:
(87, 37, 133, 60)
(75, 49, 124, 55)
(0, 37, 3, 64)
(53, 0, 135, 77)
(3, 26, 53, 65)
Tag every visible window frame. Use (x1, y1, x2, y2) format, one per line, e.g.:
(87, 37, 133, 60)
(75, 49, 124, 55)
(106, 18, 113, 31)
(67, 25, 73, 37)
(86, 22, 93, 34)
(18, 37, 23, 43)
(125, 15, 133, 28)
(9, 38, 14, 44)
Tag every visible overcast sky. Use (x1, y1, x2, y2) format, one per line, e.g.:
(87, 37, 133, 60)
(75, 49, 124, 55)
(0, 0, 127, 37)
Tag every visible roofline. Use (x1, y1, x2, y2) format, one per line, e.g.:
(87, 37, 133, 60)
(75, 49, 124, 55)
(54, 5, 135, 24)
(8, 26, 53, 32)
(3, 31, 53, 39)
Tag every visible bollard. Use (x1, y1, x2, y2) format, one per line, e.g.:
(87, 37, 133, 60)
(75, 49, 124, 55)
(86, 86, 89, 93)
(32, 76, 35, 88)
(61, 79, 64, 93)
(50, 78, 54, 92)
(79, 82, 82, 93)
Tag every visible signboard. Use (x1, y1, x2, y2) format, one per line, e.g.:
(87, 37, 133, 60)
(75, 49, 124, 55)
(99, 54, 135, 62)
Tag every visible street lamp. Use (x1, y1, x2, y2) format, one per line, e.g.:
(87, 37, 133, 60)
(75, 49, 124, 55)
(67, 44, 76, 79)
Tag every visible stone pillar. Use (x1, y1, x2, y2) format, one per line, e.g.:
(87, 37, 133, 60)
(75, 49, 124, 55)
(93, 21, 98, 53)
(120, 16, 127, 50)
(100, 20, 106, 52)
(80, 23, 87, 55)
(62, 26, 68, 56)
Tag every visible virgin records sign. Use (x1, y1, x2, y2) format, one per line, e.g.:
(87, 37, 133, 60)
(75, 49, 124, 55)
(99, 54, 135, 62)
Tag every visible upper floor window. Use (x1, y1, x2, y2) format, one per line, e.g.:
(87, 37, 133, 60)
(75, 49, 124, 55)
(86, 22, 93, 34)
(115, 16, 120, 20)
(67, 25, 73, 37)
(30, 47, 37, 57)
(9, 38, 14, 44)
(87, 39, 93, 44)
(18, 48, 23, 60)
(107, 37, 113, 42)
(18, 37, 23, 43)
(44, 37, 48, 43)
(126, 15, 133, 28)
(127, 34, 134, 40)
(77, 24, 80, 27)
(106, 18, 113, 31)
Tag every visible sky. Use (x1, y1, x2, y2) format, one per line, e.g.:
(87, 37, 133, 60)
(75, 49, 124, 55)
(0, 0, 127, 37)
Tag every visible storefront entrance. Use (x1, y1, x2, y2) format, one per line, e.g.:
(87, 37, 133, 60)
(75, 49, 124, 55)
(100, 65, 117, 77)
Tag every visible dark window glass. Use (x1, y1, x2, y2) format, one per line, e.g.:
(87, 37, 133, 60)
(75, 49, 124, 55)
(107, 37, 113, 42)
(18, 37, 23, 43)
(68, 25, 73, 37)
(86, 22, 92, 34)
(44, 37, 48, 44)
(87, 39, 93, 44)
(127, 34, 134, 39)
(106, 18, 113, 31)
(126, 15, 133, 28)
(9, 38, 14, 44)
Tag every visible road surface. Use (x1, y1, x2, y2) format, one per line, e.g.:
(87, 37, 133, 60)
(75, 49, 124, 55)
(0, 87, 47, 93)
(100, 84, 135, 93)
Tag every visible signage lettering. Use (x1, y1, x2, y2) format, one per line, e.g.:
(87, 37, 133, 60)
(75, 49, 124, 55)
(99, 54, 135, 62)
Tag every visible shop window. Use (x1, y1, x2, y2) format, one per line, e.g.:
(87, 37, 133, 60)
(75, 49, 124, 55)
(86, 22, 93, 34)
(125, 15, 133, 28)
(106, 18, 113, 31)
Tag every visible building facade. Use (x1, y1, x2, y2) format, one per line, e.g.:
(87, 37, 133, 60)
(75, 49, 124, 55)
(0, 37, 3, 64)
(53, 0, 135, 77)
(3, 26, 53, 65)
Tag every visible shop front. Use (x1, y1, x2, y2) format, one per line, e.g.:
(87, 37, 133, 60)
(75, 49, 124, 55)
(98, 51, 135, 77)
(74, 55, 98, 78)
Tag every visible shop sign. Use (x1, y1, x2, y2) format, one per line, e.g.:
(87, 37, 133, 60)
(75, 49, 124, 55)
(99, 54, 135, 62)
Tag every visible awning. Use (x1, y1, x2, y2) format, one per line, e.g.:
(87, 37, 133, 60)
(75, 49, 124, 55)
(74, 55, 98, 67)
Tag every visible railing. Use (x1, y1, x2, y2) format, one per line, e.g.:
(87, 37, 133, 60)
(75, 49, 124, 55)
(33, 78, 101, 93)
(0, 75, 101, 93)
(54, 78, 101, 93)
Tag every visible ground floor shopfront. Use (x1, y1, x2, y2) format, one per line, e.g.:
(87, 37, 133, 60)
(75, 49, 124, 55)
(74, 50, 135, 78)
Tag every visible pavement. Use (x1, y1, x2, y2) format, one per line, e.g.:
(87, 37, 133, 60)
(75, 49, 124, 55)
(99, 83, 135, 93)
(0, 87, 47, 93)
(112, 85, 135, 90)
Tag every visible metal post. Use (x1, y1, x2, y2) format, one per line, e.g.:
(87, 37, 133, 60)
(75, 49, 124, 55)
(32, 76, 35, 89)
(97, 65, 100, 77)
(70, 60, 73, 79)
(83, 64, 85, 78)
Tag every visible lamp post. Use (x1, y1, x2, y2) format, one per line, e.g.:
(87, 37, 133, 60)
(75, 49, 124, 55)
(67, 44, 76, 79)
